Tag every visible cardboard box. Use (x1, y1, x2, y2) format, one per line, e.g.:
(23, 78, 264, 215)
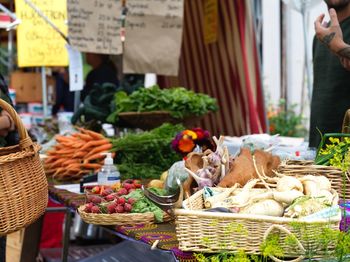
(10, 71, 56, 104)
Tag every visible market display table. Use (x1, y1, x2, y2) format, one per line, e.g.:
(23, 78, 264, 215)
(48, 185, 195, 262)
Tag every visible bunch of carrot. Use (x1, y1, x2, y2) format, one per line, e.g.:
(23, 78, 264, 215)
(44, 128, 113, 181)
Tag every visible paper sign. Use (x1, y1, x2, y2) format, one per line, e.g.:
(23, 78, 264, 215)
(67, 0, 122, 55)
(66, 45, 83, 92)
(204, 0, 218, 44)
(123, 0, 184, 76)
(15, 0, 68, 67)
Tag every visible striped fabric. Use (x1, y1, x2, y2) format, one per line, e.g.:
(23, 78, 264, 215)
(158, 0, 266, 136)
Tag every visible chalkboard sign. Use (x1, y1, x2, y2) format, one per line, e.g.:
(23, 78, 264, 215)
(15, 0, 68, 67)
(67, 0, 122, 55)
(123, 0, 184, 76)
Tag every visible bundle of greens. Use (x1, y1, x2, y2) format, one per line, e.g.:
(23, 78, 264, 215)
(107, 85, 218, 123)
(126, 189, 165, 222)
(72, 83, 117, 124)
(110, 123, 184, 179)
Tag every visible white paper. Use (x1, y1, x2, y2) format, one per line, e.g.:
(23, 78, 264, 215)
(67, 0, 122, 55)
(66, 45, 83, 91)
(54, 182, 97, 194)
(123, 0, 184, 76)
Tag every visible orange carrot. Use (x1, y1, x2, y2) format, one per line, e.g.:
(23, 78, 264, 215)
(75, 133, 93, 141)
(80, 139, 110, 151)
(73, 151, 88, 158)
(78, 128, 105, 140)
(83, 142, 111, 155)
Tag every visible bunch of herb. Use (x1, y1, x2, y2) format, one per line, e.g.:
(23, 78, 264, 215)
(107, 85, 218, 123)
(125, 189, 164, 222)
(315, 136, 350, 167)
(110, 123, 184, 179)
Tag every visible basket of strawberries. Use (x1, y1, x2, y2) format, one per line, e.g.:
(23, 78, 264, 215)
(78, 179, 170, 225)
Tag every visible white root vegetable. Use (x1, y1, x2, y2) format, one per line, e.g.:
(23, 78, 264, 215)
(276, 176, 303, 192)
(299, 175, 319, 196)
(272, 190, 304, 205)
(205, 184, 238, 208)
(240, 199, 284, 217)
(315, 176, 332, 191)
(223, 179, 259, 207)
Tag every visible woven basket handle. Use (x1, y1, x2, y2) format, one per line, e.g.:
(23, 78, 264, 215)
(263, 224, 305, 262)
(0, 98, 33, 149)
(342, 109, 350, 134)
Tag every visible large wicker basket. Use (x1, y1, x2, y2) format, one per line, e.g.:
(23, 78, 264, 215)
(0, 99, 48, 235)
(175, 189, 340, 261)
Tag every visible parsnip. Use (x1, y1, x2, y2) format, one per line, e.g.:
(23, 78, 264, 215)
(223, 179, 259, 207)
(204, 184, 238, 208)
(272, 190, 304, 205)
(240, 199, 284, 217)
(276, 176, 303, 192)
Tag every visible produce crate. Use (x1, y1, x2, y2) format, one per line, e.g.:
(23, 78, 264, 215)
(175, 189, 340, 260)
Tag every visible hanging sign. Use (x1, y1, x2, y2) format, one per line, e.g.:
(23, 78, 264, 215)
(123, 0, 184, 76)
(203, 0, 218, 44)
(66, 45, 83, 92)
(67, 0, 122, 55)
(15, 0, 68, 67)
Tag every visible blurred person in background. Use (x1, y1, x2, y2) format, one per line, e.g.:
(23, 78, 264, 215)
(52, 67, 75, 116)
(81, 53, 119, 101)
(309, 0, 350, 147)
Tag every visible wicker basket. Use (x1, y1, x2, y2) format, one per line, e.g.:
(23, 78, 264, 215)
(175, 189, 340, 261)
(0, 99, 48, 236)
(78, 205, 171, 225)
(278, 163, 349, 200)
(117, 111, 204, 130)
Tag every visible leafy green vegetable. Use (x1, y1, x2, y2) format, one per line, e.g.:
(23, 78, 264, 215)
(111, 123, 183, 179)
(107, 85, 218, 123)
(148, 187, 167, 196)
(126, 189, 164, 222)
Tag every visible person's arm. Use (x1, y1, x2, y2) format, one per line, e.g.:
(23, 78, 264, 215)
(314, 8, 350, 69)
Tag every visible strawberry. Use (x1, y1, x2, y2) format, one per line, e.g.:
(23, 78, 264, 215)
(91, 196, 103, 204)
(105, 193, 118, 202)
(91, 186, 100, 194)
(84, 203, 94, 213)
(107, 203, 117, 214)
(128, 198, 136, 205)
(115, 205, 124, 213)
(91, 206, 100, 213)
(117, 188, 128, 196)
(117, 197, 126, 205)
(124, 203, 132, 212)
(101, 188, 114, 197)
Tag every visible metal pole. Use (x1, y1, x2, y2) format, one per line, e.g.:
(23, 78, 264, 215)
(41, 66, 48, 117)
(74, 91, 80, 112)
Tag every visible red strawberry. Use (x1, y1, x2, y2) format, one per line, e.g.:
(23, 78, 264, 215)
(117, 197, 126, 205)
(124, 203, 132, 212)
(115, 205, 124, 213)
(123, 183, 132, 191)
(105, 193, 118, 202)
(117, 188, 128, 196)
(91, 206, 100, 213)
(128, 198, 136, 205)
(107, 203, 117, 214)
(91, 196, 103, 204)
(101, 188, 114, 197)
(84, 203, 94, 213)
(91, 186, 100, 194)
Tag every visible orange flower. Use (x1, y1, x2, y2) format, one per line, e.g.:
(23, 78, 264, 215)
(182, 130, 197, 140)
(178, 138, 196, 153)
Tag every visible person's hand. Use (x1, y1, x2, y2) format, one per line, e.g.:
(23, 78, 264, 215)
(0, 111, 14, 137)
(340, 57, 350, 71)
(314, 8, 347, 54)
